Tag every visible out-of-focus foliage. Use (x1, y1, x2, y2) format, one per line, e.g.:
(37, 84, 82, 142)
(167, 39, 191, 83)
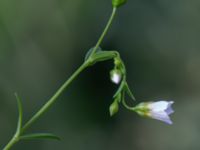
(1, 0, 200, 150)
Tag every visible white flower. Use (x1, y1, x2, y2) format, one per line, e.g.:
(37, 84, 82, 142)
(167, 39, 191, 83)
(110, 70, 122, 84)
(135, 101, 174, 125)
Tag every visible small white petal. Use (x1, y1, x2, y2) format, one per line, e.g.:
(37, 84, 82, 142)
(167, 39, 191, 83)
(149, 101, 170, 112)
(150, 111, 173, 125)
(165, 101, 174, 115)
(147, 101, 174, 124)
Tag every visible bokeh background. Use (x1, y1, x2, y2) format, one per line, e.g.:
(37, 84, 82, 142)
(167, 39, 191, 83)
(1, 0, 200, 149)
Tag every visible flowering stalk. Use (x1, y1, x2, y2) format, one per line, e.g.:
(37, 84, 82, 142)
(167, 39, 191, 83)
(2, 0, 175, 149)
(90, 7, 117, 56)
(2, 1, 125, 150)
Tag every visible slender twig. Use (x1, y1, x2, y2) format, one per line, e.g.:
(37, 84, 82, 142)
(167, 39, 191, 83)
(22, 62, 89, 133)
(3, 6, 119, 150)
(90, 7, 117, 56)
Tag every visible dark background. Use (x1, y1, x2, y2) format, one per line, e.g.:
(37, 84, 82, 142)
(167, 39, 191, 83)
(1, 0, 200, 149)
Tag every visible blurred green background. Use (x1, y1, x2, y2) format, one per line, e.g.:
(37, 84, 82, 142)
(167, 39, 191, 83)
(1, 0, 200, 149)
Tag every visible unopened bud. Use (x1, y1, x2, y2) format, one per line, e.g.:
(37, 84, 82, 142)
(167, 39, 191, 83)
(110, 70, 122, 84)
(114, 58, 121, 66)
(109, 101, 119, 116)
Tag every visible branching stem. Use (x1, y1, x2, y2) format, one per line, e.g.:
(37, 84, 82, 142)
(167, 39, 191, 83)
(3, 6, 118, 150)
(90, 7, 117, 56)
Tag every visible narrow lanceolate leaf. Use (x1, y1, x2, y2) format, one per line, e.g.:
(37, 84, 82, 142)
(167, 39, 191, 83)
(125, 83, 136, 101)
(91, 51, 117, 64)
(20, 133, 61, 141)
(15, 93, 23, 135)
(113, 81, 125, 98)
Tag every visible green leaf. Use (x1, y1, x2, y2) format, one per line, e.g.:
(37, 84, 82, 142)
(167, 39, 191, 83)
(125, 83, 136, 101)
(15, 93, 23, 135)
(84, 47, 102, 61)
(85, 47, 118, 65)
(20, 133, 61, 141)
(91, 51, 117, 63)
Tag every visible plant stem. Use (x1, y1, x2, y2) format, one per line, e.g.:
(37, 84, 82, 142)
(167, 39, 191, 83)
(22, 62, 89, 133)
(122, 97, 135, 111)
(3, 6, 119, 150)
(90, 7, 117, 56)
(3, 62, 89, 150)
(3, 135, 18, 150)
(22, 7, 117, 132)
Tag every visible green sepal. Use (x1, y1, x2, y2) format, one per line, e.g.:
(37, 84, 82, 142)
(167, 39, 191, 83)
(19, 133, 61, 141)
(112, 0, 127, 8)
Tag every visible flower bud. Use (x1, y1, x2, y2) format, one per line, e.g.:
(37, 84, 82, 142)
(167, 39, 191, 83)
(114, 57, 121, 66)
(109, 101, 119, 116)
(110, 69, 122, 84)
(112, 0, 127, 8)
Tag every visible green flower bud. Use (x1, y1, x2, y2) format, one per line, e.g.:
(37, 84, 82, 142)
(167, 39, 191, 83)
(112, 0, 127, 8)
(114, 57, 121, 66)
(109, 101, 119, 116)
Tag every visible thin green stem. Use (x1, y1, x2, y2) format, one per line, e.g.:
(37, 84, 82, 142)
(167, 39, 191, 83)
(90, 7, 117, 56)
(22, 62, 89, 133)
(23, 7, 118, 132)
(3, 62, 89, 150)
(3, 6, 119, 150)
(3, 135, 18, 150)
(122, 97, 135, 111)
